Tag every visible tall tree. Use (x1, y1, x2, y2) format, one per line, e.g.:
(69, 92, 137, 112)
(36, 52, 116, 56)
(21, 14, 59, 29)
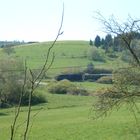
(101, 38, 105, 46)
(104, 34, 113, 52)
(89, 39, 93, 46)
(113, 36, 122, 51)
(94, 35, 101, 47)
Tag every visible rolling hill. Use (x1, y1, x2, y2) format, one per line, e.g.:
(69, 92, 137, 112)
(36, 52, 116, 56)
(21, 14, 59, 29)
(0, 40, 127, 78)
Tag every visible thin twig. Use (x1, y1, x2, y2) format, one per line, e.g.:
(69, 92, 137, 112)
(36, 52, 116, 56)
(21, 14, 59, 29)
(10, 60, 27, 140)
(23, 4, 64, 140)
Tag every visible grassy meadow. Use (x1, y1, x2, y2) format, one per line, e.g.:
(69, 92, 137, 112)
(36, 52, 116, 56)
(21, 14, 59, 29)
(0, 90, 138, 140)
(0, 40, 127, 76)
(0, 41, 137, 140)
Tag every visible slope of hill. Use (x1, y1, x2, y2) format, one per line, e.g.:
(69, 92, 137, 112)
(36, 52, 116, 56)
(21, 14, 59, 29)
(0, 41, 136, 140)
(0, 40, 127, 77)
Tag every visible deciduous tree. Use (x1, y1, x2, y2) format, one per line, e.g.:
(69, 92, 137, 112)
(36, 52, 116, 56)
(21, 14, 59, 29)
(93, 13, 140, 137)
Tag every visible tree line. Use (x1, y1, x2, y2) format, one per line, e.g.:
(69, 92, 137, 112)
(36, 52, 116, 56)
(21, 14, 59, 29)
(90, 31, 140, 52)
(0, 40, 26, 48)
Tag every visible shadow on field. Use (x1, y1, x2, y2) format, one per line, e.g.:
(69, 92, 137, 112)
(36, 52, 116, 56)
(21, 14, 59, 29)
(0, 112, 8, 116)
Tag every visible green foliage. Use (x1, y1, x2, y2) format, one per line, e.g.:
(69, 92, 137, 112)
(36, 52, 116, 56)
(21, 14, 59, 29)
(120, 50, 132, 62)
(44, 89, 94, 108)
(48, 80, 89, 96)
(84, 63, 94, 74)
(101, 38, 105, 46)
(0, 91, 138, 140)
(94, 66, 140, 119)
(113, 36, 123, 51)
(95, 87, 123, 99)
(107, 52, 118, 58)
(74, 81, 112, 92)
(0, 58, 24, 107)
(96, 76, 113, 84)
(21, 91, 47, 105)
(103, 34, 113, 52)
(0, 58, 47, 108)
(67, 87, 89, 96)
(131, 39, 140, 61)
(94, 35, 101, 47)
(87, 47, 105, 62)
(3, 46, 15, 55)
(0, 40, 129, 77)
(48, 80, 74, 94)
(0, 82, 46, 107)
(89, 39, 93, 46)
(113, 67, 140, 87)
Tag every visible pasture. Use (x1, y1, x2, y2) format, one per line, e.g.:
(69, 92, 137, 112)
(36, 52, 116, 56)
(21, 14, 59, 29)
(0, 41, 136, 140)
(0, 90, 138, 140)
(0, 41, 127, 77)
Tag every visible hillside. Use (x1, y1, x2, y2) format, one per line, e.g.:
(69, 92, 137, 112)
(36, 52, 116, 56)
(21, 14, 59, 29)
(0, 40, 138, 140)
(0, 40, 128, 78)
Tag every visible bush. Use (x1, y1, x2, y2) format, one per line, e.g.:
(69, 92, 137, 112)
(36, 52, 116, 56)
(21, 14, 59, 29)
(87, 47, 105, 62)
(48, 80, 74, 94)
(0, 58, 47, 108)
(48, 80, 89, 96)
(84, 63, 94, 74)
(95, 87, 123, 99)
(0, 102, 11, 108)
(67, 87, 89, 96)
(107, 53, 118, 58)
(120, 50, 132, 62)
(96, 76, 113, 84)
(0, 82, 47, 107)
(21, 92, 47, 105)
(113, 67, 140, 86)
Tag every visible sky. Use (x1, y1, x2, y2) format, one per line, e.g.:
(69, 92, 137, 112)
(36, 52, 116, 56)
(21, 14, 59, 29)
(0, 0, 140, 42)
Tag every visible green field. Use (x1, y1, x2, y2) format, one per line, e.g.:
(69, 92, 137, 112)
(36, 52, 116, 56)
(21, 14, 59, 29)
(0, 91, 138, 140)
(0, 41, 136, 140)
(0, 41, 127, 77)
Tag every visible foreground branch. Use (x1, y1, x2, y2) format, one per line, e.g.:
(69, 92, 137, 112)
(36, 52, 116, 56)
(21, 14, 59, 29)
(23, 4, 64, 140)
(94, 12, 140, 66)
(10, 60, 27, 140)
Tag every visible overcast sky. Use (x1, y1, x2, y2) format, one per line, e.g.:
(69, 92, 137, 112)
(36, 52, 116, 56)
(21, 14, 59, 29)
(0, 0, 140, 42)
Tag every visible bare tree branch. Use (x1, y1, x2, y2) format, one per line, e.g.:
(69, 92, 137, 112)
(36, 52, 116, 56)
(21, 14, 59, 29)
(10, 60, 27, 140)
(23, 4, 64, 140)
(94, 12, 140, 66)
(9, 3, 64, 140)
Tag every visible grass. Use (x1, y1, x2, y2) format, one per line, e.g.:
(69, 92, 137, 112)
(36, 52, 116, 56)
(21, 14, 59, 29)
(0, 82, 138, 140)
(0, 92, 138, 140)
(74, 81, 112, 92)
(0, 41, 128, 77)
(14, 41, 90, 68)
(0, 41, 134, 139)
